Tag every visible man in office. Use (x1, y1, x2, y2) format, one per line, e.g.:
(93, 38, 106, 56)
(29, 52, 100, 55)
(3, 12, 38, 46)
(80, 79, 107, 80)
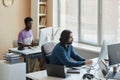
(18, 17, 37, 48)
(18, 17, 41, 72)
(50, 30, 92, 67)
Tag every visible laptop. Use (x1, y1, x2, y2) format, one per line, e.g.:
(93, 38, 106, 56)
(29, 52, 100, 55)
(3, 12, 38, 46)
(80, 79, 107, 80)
(46, 64, 69, 78)
(99, 60, 120, 79)
(99, 60, 109, 76)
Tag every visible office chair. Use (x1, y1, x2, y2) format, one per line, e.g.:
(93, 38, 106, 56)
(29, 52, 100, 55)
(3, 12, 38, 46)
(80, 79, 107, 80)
(41, 42, 55, 64)
(12, 40, 18, 47)
(0, 54, 3, 60)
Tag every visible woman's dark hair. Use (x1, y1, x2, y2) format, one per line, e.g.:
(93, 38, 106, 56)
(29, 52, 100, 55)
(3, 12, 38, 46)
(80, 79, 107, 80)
(24, 17, 33, 25)
(59, 30, 72, 44)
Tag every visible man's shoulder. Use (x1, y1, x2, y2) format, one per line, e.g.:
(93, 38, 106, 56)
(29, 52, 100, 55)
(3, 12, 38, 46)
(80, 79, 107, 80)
(55, 43, 65, 49)
(19, 29, 32, 33)
(56, 43, 72, 47)
(56, 42, 62, 47)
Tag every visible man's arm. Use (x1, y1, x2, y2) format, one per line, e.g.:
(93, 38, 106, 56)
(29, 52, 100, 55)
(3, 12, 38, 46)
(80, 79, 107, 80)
(18, 40, 38, 48)
(18, 43, 32, 47)
(31, 40, 38, 46)
(70, 46, 93, 65)
(56, 47, 85, 67)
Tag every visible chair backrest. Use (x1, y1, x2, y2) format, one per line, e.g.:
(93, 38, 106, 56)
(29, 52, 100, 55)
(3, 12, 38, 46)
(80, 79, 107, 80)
(41, 42, 55, 64)
(12, 40, 18, 47)
(0, 54, 3, 60)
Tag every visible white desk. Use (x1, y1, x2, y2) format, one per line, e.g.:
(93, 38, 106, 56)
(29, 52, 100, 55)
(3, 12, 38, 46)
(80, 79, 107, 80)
(9, 46, 43, 73)
(0, 60, 26, 80)
(27, 58, 116, 80)
(9, 46, 41, 55)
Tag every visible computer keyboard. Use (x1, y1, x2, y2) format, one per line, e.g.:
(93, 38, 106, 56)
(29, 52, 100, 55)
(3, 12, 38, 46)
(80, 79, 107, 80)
(114, 72, 120, 79)
(105, 71, 116, 79)
(105, 71, 120, 79)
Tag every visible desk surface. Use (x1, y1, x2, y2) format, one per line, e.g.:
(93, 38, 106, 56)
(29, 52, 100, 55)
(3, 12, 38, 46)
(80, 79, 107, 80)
(27, 70, 88, 80)
(27, 58, 115, 80)
(9, 46, 41, 55)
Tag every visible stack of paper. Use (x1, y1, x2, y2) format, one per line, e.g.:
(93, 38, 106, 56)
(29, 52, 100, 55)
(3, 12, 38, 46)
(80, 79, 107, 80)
(4, 53, 21, 64)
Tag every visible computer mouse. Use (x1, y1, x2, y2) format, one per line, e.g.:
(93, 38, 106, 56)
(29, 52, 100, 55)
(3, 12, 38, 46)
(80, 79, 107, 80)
(18, 46, 25, 50)
(83, 73, 94, 79)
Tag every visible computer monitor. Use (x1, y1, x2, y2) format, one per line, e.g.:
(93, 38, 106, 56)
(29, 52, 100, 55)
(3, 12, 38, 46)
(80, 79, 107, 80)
(83, 41, 108, 69)
(97, 41, 108, 64)
(82, 41, 108, 79)
(39, 27, 52, 47)
(108, 43, 120, 66)
(93, 40, 108, 66)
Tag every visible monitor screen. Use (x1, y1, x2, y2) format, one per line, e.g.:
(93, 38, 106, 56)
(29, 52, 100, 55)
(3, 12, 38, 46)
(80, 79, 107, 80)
(108, 43, 120, 66)
(39, 27, 52, 47)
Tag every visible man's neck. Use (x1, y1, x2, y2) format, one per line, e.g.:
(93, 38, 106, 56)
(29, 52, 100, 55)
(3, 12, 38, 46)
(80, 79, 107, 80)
(25, 27, 30, 31)
(65, 44, 70, 48)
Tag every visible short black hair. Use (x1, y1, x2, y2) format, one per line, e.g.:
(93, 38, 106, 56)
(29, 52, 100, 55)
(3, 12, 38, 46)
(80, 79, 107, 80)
(59, 30, 72, 44)
(24, 17, 33, 25)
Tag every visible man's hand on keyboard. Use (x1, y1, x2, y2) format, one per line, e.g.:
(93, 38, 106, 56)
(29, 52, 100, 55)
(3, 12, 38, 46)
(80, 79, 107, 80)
(84, 59, 93, 65)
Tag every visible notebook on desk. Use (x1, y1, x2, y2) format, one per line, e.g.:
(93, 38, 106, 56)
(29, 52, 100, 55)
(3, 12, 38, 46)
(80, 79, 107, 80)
(46, 64, 69, 78)
(67, 67, 80, 74)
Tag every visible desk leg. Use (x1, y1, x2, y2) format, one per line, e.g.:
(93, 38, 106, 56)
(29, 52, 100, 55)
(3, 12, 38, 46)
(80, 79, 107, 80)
(24, 55, 29, 73)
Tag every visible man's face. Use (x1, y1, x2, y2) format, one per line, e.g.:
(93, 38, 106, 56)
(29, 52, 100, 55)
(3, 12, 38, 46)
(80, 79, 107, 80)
(67, 33, 73, 44)
(26, 21, 33, 30)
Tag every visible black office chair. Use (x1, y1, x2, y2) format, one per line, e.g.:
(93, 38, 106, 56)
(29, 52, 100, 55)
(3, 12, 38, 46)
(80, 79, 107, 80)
(41, 42, 55, 64)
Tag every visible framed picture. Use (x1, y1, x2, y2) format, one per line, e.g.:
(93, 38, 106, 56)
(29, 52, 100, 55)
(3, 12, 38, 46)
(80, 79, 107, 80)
(3, 0, 14, 7)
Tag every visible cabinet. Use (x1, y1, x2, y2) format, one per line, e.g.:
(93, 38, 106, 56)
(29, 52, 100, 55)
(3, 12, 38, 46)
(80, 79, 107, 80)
(0, 60, 26, 80)
(31, 0, 53, 39)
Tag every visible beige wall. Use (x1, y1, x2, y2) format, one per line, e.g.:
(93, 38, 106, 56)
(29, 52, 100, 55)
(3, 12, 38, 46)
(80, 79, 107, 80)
(0, 0, 31, 54)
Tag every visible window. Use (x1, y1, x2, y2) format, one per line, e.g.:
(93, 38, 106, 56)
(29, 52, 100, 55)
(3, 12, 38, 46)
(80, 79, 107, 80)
(101, 0, 118, 45)
(80, 0, 99, 45)
(59, 0, 79, 42)
(57, 0, 118, 46)
(65, 0, 79, 42)
(118, 0, 120, 42)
